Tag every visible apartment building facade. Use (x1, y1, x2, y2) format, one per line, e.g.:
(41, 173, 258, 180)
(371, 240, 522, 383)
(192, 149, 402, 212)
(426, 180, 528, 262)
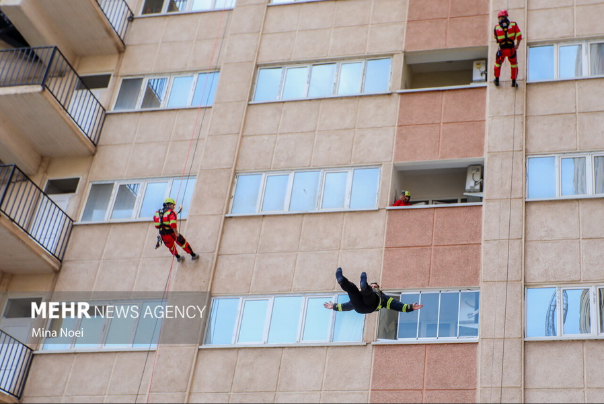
(0, 0, 603, 402)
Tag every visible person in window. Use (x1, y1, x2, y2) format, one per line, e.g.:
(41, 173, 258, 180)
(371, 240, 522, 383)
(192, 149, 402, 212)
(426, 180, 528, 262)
(154, 198, 199, 262)
(493, 10, 523, 87)
(324, 268, 423, 314)
(393, 190, 412, 206)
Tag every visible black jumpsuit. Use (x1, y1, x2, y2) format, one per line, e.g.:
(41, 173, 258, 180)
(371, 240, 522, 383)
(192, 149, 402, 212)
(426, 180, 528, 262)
(334, 276, 414, 314)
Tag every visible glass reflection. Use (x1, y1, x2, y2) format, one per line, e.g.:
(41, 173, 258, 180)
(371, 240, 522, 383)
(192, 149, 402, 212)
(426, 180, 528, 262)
(526, 288, 557, 337)
(459, 291, 479, 337)
(193, 72, 219, 106)
(321, 172, 347, 209)
(363, 59, 391, 93)
(561, 157, 586, 196)
(527, 157, 556, 199)
(238, 300, 268, 343)
(333, 294, 364, 342)
(398, 293, 419, 339)
(262, 175, 289, 212)
(562, 289, 590, 335)
(528, 46, 554, 81)
(289, 171, 320, 211)
(232, 175, 262, 214)
(268, 297, 302, 343)
(254, 68, 283, 101)
(308, 64, 336, 98)
(111, 183, 140, 220)
(438, 292, 459, 338)
(205, 298, 239, 345)
(282, 67, 308, 99)
(417, 293, 439, 338)
(337, 62, 363, 95)
(139, 182, 168, 218)
(559, 45, 582, 79)
(302, 298, 331, 341)
(167, 76, 194, 108)
(349, 168, 379, 209)
(141, 78, 167, 109)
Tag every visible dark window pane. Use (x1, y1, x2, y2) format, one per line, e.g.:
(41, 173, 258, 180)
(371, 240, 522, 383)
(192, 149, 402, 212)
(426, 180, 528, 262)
(114, 78, 142, 110)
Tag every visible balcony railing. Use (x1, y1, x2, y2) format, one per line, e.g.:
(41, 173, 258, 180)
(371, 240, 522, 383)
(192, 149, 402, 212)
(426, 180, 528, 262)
(0, 165, 73, 262)
(95, 0, 134, 44)
(0, 330, 33, 400)
(0, 46, 106, 146)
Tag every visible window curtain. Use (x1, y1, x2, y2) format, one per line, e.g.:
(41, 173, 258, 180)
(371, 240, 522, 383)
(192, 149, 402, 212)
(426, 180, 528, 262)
(595, 157, 604, 194)
(580, 289, 591, 334)
(572, 158, 586, 194)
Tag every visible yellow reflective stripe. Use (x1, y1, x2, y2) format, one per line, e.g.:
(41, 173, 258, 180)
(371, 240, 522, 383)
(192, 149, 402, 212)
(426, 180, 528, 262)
(511, 64, 518, 68)
(496, 35, 505, 39)
(169, 220, 177, 224)
(337, 303, 342, 312)
(376, 303, 382, 311)
(403, 304, 409, 312)
(495, 63, 501, 67)
(386, 297, 393, 310)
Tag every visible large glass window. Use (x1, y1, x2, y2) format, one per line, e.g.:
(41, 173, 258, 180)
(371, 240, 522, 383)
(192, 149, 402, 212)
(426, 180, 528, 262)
(378, 289, 479, 341)
(81, 177, 195, 222)
(141, 0, 235, 14)
(205, 294, 364, 346)
(590, 42, 604, 76)
(114, 72, 220, 111)
(230, 167, 380, 215)
(528, 40, 604, 82)
(253, 58, 391, 102)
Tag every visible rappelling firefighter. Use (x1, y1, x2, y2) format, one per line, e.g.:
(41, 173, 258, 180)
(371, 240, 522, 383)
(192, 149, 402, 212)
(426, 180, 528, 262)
(493, 10, 523, 87)
(154, 198, 199, 262)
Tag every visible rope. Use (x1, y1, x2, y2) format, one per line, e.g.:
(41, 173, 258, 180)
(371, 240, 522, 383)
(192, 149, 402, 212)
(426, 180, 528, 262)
(132, 7, 230, 403)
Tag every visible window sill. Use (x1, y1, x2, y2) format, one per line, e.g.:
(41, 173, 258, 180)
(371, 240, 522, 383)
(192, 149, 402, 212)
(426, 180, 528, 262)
(134, 8, 233, 19)
(268, 0, 333, 6)
(107, 105, 212, 114)
(525, 336, 604, 342)
(526, 195, 604, 202)
(226, 208, 379, 218)
(527, 75, 604, 85)
(249, 91, 392, 105)
(397, 83, 487, 94)
(387, 202, 482, 210)
(200, 342, 366, 349)
(74, 218, 187, 225)
(373, 339, 478, 345)
(34, 347, 157, 354)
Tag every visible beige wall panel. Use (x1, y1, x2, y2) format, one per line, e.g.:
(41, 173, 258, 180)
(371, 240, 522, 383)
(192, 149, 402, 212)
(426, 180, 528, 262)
(162, 14, 199, 43)
(585, 341, 604, 388)
(312, 130, 354, 166)
(64, 225, 111, 261)
(104, 223, 148, 260)
(147, 392, 186, 402)
(581, 239, 604, 281)
(482, 199, 524, 241)
(370, 390, 424, 403)
(525, 341, 584, 388)
(172, 109, 211, 142)
(527, 82, 576, 116)
(212, 254, 255, 293)
(101, 114, 140, 146)
(277, 347, 327, 391)
(236, 135, 276, 170)
(230, 4, 266, 35)
(487, 115, 524, 153)
(230, 393, 276, 403)
(334, 0, 371, 27)
(22, 354, 75, 397)
(127, 143, 169, 178)
(339, 249, 383, 285)
(483, 152, 523, 199)
(257, 32, 296, 63)
(93, 259, 139, 292)
(224, 34, 259, 64)
(586, 389, 604, 403)
(488, 85, 525, 117)
(280, 101, 321, 134)
(126, 18, 166, 45)
(171, 253, 212, 292)
(163, 140, 204, 176)
(329, 26, 369, 57)
(272, 133, 315, 168)
(579, 199, 604, 238)
(478, 388, 522, 403)
(135, 111, 177, 143)
(293, 251, 340, 292)
(89, 144, 132, 180)
(120, 44, 159, 75)
(479, 281, 522, 338)
(232, 348, 282, 392)
(298, 1, 336, 30)
(323, 346, 371, 391)
(149, 346, 197, 393)
(576, 4, 604, 37)
(578, 112, 604, 150)
(133, 257, 174, 291)
(528, 0, 573, 9)
(352, 128, 394, 164)
(61, 395, 104, 403)
(482, 240, 522, 282)
(318, 98, 358, 131)
(220, 217, 263, 254)
(525, 201, 579, 241)
(366, 23, 405, 54)
(188, 393, 230, 403)
(214, 62, 255, 104)
(154, 41, 194, 72)
(64, 353, 116, 396)
(479, 338, 522, 388)
(372, 0, 408, 23)
(190, 39, 225, 69)
(577, 79, 604, 113)
(292, 29, 331, 60)
(527, 8, 574, 41)
(263, 5, 300, 33)
(243, 104, 283, 136)
(525, 240, 580, 283)
(251, 252, 296, 292)
(423, 390, 477, 403)
(342, 210, 386, 249)
(192, 349, 238, 393)
(321, 391, 369, 402)
(209, 102, 247, 136)
(182, 215, 222, 253)
(526, 114, 577, 153)
(357, 96, 397, 129)
(275, 392, 321, 403)
(258, 215, 303, 253)
(525, 389, 584, 403)
(107, 352, 153, 395)
(191, 169, 232, 215)
(54, 260, 100, 292)
(6, 274, 53, 292)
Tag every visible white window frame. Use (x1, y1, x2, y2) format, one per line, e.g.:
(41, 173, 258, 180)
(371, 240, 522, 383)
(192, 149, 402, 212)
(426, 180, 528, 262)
(525, 285, 604, 340)
(80, 176, 196, 223)
(228, 166, 380, 216)
(528, 39, 604, 82)
(139, 0, 236, 15)
(203, 293, 363, 347)
(526, 152, 604, 200)
(376, 289, 480, 343)
(252, 57, 392, 102)
(113, 71, 219, 111)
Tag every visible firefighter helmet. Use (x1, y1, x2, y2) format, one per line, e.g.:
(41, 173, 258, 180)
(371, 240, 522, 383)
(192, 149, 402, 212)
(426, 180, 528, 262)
(164, 198, 176, 205)
(498, 10, 508, 18)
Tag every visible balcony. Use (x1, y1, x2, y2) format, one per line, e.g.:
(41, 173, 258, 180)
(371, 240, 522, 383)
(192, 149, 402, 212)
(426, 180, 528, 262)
(0, 0, 133, 57)
(0, 329, 33, 402)
(0, 47, 106, 174)
(0, 165, 73, 274)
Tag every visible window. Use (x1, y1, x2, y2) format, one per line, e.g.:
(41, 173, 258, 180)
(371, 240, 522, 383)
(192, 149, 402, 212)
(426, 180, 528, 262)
(526, 153, 604, 200)
(528, 40, 604, 82)
(141, 0, 235, 15)
(81, 177, 195, 222)
(204, 294, 364, 346)
(526, 286, 603, 339)
(377, 290, 479, 342)
(229, 167, 380, 215)
(42, 300, 163, 351)
(114, 72, 219, 111)
(253, 58, 391, 102)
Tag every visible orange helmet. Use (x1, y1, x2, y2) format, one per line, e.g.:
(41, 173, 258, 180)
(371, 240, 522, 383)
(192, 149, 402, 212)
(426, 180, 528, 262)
(498, 10, 508, 18)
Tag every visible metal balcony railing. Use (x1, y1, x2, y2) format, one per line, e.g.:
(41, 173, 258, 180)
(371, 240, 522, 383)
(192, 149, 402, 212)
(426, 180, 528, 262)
(0, 46, 106, 146)
(0, 165, 73, 262)
(95, 0, 134, 44)
(0, 329, 33, 400)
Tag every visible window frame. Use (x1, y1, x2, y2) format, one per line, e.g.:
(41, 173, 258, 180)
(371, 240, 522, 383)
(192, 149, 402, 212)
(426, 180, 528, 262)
(526, 152, 604, 200)
(252, 57, 392, 102)
(139, 0, 236, 15)
(203, 293, 364, 347)
(80, 176, 196, 223)
(528, 39, 604, 82)
(376, 289, 480, 343)
(228, 166, 381, 216)
(525, 285, 604, 341)
(113, 71, 220, 111)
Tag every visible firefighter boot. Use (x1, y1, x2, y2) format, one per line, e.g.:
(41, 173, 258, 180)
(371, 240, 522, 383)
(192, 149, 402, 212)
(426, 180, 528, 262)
(336, 267, 344, 285)
(494, 77, 499, 86)
(511, 79, 518, 87)
(176, 254, 185, 263)
(191, 253, 199, 261)
(360, 272, 368, 290)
